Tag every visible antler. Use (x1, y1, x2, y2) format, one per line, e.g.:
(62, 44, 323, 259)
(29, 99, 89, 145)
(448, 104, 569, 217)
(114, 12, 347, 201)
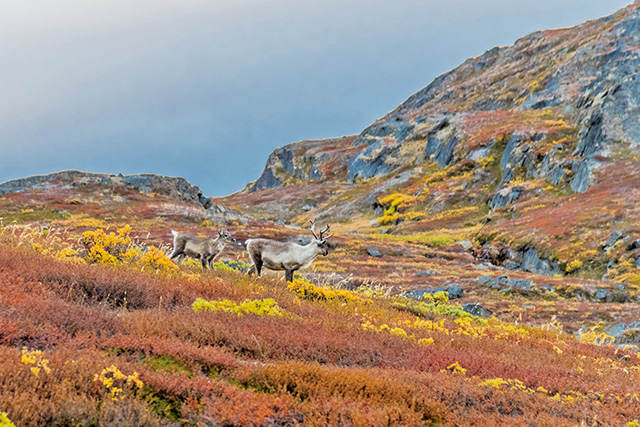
(309, 219, 319, 239)
(318, 224, 332, 240)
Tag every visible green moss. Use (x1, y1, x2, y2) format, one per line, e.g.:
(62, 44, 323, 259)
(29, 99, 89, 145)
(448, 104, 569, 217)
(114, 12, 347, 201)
(1, 208, 70, 224)
(139, 388, 185, 423)
(143, 355, 193, 376)
(372, 233, 455, 247)
(392, 292, 479, 321)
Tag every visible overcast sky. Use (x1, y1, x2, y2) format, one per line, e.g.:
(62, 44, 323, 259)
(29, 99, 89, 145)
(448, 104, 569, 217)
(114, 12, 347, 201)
(0, 0, 633, 196)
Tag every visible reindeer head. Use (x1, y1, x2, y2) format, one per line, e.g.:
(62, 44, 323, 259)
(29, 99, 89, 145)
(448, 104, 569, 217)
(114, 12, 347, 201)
(309, 220, 332, 256)
(218, 228, 236, 243)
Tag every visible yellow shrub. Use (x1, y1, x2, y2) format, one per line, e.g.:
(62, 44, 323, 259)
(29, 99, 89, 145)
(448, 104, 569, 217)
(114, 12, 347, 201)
(0, 412, 15, 427)
(210, 261, 235, 272)
(287, 279, 361, 304)
(443, 362, 467, 375)
(139, 246, 179, 273)
(376, 193, 416, 225)
(478, 156, 495, 168)
(378, 193, 415, 210)
(374, 232, 456, 247)
(21, 348, 51, 378)
(565, 259, 583, 273)
(32, 243, 51, 256)
(377, 212, 400, 225)
(192, 297, 286, 317)
(579, 330, 615, 346)
(55, 247, 87, 265)
(68, 215, 108, 229)
(82, 226, 134, 265)
(417, 338, 434, 346)
(94, 365, 143, 401)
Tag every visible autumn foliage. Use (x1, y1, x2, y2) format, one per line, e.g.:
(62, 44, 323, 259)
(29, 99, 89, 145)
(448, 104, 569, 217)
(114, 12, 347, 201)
(0, 225, 638, 427)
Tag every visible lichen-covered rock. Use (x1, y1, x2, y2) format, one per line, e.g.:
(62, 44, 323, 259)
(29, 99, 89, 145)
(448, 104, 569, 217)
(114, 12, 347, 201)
(367, 249, 383, 257)
(606, 321, 640, 345)
(462, 303, 492, 318)
(401, 285, 464, 300)
(602, 231, 623, 250)
(521, 249, 560, 276)
(488, 186, 524, 209)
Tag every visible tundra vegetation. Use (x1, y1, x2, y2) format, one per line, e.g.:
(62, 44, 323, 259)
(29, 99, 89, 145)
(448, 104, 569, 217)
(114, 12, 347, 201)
(0, 216, 639, 426)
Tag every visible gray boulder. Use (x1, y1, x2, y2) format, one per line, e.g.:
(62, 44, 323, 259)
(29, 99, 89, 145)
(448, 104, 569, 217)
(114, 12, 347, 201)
(626, 239, 640, 251)
(521, 249, 560, 276)
(413, 270, 436, 277)
(480, 275, 535, 293)
(367, 249, 382, 257)
(462, 303, 492, 318)
(606, 322, 640, 345)
(602, 231, 623, 250)
(505, 260, 520, 270)
(488, 185, 524, 209)
(456, 241, 473, 250)
(476, 275, 492, 285)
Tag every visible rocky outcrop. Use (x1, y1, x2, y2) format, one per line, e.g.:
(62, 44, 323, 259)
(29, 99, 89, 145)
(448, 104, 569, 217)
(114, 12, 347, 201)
(477, 275, 535, 292)
(0, 170, 211, 208)
(249, 136, 356, 192)
(488, 186, 524, 209)
(401, 285, 464, 300)
(605, 321, 640, 345)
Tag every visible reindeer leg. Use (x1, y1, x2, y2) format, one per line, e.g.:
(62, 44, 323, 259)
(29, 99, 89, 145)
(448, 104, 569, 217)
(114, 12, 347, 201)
(248, 253, 262, 277)
(201, 255, 208, 270)
(169, 248, 182, 261)
(255, 259, 263, 276)
(285, 269, 294, 283)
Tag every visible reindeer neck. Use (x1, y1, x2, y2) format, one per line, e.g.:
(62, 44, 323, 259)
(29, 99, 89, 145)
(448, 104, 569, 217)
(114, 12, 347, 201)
(300, 241, 322, 259)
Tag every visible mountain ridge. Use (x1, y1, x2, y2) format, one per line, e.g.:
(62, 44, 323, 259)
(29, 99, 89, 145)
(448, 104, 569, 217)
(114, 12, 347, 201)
(214, 1, 640, 283)
(246, 1, 640, 198)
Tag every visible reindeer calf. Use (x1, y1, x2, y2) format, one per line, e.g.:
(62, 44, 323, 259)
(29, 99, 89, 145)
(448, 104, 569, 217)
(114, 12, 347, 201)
(170, 228, 236, 269)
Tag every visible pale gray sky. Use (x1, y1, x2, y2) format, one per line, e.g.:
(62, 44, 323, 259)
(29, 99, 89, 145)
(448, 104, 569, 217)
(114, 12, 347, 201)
(0, 0, 633, 196)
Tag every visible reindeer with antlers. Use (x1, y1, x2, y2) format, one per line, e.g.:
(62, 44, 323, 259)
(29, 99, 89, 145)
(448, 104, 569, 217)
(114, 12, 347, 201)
(245, 220, 333, 283)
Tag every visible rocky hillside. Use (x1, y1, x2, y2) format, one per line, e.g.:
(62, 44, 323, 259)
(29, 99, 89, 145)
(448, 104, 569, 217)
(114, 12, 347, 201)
(0, 170, 212, 208)
(248, 2, 640, 195)
(218, 2, 640, 284)
(0, 171, 256, 229)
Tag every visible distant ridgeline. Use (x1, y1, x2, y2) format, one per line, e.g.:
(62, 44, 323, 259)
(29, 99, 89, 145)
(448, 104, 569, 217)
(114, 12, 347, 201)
(0, 171, 212, 209)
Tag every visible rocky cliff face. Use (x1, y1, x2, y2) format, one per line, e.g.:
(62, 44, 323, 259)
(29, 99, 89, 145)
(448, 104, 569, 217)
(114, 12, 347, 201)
(350, 2, 640, 193)
(248, 136, 358, 192)
(249, 2, 640, 205)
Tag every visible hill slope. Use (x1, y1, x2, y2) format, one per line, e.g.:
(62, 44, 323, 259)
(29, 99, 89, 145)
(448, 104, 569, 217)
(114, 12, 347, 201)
(218, 1, 640, 285)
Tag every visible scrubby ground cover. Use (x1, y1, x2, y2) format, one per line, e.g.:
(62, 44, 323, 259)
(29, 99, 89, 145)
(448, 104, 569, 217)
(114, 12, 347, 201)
(0, 221, 639, 426)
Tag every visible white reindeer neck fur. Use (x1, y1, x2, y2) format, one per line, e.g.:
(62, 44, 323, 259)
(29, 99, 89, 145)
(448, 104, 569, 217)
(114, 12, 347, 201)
(295, 240, 324, 265)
